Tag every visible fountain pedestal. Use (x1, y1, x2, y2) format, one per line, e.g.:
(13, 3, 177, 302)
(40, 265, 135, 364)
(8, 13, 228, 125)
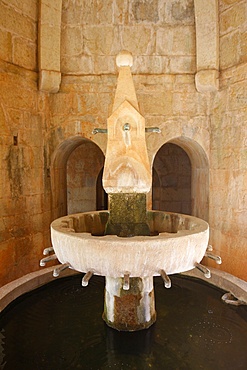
(103, 276, 156, 331)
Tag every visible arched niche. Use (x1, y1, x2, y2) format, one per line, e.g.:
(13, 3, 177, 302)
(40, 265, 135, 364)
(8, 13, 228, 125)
(153, 143, 192, 215)
(152, 137, 209, 221)
(50, 136, 105, 220)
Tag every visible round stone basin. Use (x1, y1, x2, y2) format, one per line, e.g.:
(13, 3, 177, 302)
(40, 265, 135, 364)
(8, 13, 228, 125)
(51, 210, 209, 278)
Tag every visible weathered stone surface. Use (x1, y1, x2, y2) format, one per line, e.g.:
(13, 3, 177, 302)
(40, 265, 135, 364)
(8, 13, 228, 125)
(61, 26, 83, 56)
(2, 0, 38, 20)
(83, 26, 115, 55)
(240, 30, 247, 64)
(51, 211, 209, 277)
(195, 70, 219, 93)
(220, 31, 240, 69)
(140, 91, 173, 116)
(194, 0, 219, 95)
(157, 26, 195, 56)
(169, 56, 196, 73)
(0, 1, 36, 41)
(131, 0, 159, 23)
(13, 37, 36, 71)
(133, 55, 169, 74)
(0, 29, 12, 63)
(0, 0, 247, 287)
(220, 2, 246, 35)
(169, 0, 194, 24)
(61, 55, 94, 75)
(219, 0, 246, 70)
(39, 25, 61, 71)
(103, 276, 156, 331)
(122, 26, 153, 55)
(39, 70, 61, 93)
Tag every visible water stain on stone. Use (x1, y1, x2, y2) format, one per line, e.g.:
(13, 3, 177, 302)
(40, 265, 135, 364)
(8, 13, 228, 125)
(171, 0, 194, 22)
(132, 0, 159, 23)
(6, 145, 24, 198)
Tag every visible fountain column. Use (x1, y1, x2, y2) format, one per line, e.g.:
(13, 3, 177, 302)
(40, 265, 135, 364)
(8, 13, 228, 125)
(102, 51, 155, 330)
(103, 276, 156, 331)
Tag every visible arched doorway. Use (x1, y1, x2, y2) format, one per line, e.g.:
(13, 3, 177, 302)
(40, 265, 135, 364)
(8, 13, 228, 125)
(152, 137, 209, 221)
(67, 141, 105, 214)
(51, 136, 105, 219)
(153, 143, 192, 214)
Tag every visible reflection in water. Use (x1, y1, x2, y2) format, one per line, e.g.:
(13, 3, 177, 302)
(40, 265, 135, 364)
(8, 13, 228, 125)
(0, 275, 247, 370)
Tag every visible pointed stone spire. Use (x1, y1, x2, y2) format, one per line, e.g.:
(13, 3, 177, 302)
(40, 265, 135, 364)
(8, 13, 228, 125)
(112, 50, 139, 112)
(103, 51, 152, 195)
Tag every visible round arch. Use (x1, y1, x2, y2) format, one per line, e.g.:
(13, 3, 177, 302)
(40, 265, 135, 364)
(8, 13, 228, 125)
(50, 136, 105, 220)
(152, 137, 209, 221)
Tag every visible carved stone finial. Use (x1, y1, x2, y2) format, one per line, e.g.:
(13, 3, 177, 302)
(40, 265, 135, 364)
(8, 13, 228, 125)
(116, 50, 133, 68)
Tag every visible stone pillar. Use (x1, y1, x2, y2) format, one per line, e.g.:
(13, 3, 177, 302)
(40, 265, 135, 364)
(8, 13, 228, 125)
(105, 193, 150, 237)
(103, 276, 156, 331)
(38, 0, 62, 93)
(194, 0, 219, 92)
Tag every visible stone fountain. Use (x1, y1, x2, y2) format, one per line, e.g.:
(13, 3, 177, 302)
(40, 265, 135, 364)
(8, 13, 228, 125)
(40, 51, 216, 331)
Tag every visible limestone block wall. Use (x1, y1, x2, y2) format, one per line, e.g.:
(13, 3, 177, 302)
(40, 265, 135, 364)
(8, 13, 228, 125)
(0, 0, 37, 71)
(219, 0, 247, 69)
(0, 64, 48, 285)
(208, 0, 247, 280)
(0, 1, 46, 286)
(0, 0, 246, 285)
(61, 0, 196, 75)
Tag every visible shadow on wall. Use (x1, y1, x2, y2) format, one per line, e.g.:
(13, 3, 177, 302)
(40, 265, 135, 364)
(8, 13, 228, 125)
(152, 137, 209, 222)
(153, 143, 192, 215)
(96, 167, 108, 210)
(51, 136, 105, 219)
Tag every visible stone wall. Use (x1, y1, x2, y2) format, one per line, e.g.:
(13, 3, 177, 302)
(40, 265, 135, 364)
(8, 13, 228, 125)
(208, 0, 247, 279)
(203, 0, 247, 280)
(0, 1, 45, 285)
(0, 0, 37, 70)
(0, 65, 47, 285)
(0, 0, 246, 285)
(61, 0, 195, 75)
(219, 0, 247, 69)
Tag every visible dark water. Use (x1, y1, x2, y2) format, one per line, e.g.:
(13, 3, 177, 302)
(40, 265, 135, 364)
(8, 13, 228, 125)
(0, 275, 247, 370)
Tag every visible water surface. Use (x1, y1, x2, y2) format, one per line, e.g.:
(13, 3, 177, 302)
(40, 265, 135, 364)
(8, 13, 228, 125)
(0, 275, 246, 370)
